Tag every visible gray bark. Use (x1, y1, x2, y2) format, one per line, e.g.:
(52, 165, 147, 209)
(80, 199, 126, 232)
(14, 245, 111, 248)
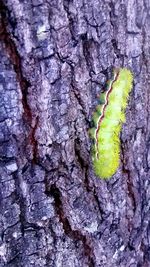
(0, 0, 150, 266)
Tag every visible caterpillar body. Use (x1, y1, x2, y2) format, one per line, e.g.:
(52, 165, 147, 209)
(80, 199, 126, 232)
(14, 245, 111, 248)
(90, 68, 133, 179)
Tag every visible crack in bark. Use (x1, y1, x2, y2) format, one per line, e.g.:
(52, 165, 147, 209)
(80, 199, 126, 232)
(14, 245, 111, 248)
(62, 0, 77, 44)
(12, 172, 26, 236)
(29, 116, 39, 163)
(0, 1, 31, 120)
(48, 184, 95, 267)
(121, 142, 136, 216)
(74, 138, 87, 169)
(81, 33, 93, 69)
(109, 2, 124, 65)
(0, 1, 39, 162)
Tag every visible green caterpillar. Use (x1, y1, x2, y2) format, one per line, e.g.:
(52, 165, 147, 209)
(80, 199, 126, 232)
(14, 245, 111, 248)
(90, 68, 133, 179)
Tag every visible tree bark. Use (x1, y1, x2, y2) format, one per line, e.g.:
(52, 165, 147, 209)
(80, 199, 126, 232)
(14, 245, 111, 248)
(0, 0, 150, 266)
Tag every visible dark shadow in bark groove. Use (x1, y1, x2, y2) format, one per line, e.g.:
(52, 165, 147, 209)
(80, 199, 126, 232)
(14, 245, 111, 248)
(48, 184, 95, 267)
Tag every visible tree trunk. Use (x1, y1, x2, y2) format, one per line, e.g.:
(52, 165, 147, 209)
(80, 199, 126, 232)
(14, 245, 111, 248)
(0, 0, 149, 266)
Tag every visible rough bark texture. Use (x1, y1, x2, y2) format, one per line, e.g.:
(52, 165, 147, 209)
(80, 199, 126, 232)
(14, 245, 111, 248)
(0, 0, 150, 266)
